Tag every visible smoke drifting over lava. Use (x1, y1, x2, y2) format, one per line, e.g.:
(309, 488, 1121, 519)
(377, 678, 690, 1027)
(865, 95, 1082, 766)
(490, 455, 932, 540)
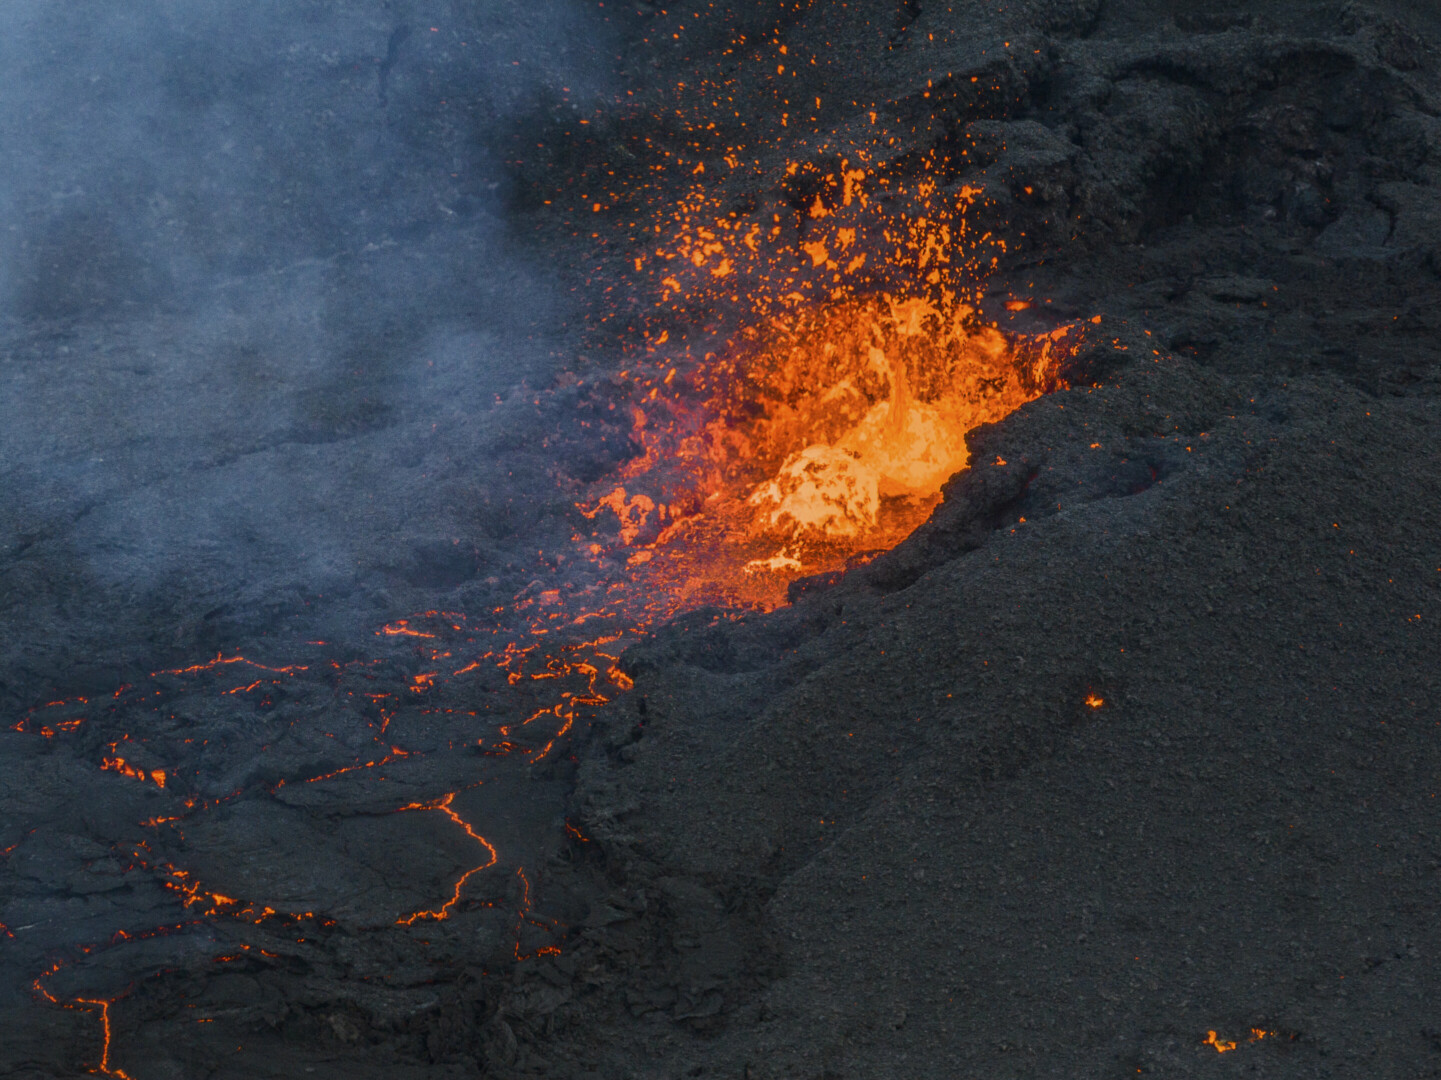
(0, 0, 613, 314)
(0, 10, 626, 1064)
(10, 0, 1432, 1076)
(0, 0, 612, 633)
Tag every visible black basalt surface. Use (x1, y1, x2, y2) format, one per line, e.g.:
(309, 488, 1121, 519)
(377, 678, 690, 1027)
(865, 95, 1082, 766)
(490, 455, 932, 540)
(2, 1, 1440, 1078)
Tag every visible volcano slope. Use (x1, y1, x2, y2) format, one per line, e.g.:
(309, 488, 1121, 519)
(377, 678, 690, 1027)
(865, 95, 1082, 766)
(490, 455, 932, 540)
(1, 0, 1439, 1078)
(490, 1, 1441, 1078)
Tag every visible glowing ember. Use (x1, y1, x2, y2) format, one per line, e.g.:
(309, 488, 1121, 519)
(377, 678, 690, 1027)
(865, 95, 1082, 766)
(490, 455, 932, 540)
(1204, 1030, 1238, 1053)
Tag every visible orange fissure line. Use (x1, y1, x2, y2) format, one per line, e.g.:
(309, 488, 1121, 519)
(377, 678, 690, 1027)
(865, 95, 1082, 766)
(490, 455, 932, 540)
(33, 916, 208, 1078)
(23, 572, 623, 1064)
(513, 867, 563, 960)
(152, 652, 307, 678)
(74, 998, 134, 1079)
(300, 748, 411, 785)
(395, 794, 500, 925)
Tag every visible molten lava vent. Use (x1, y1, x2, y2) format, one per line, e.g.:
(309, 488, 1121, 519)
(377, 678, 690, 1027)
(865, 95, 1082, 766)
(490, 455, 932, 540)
(11, 29, 1099, 1075)
(575, 155, 1093, 612)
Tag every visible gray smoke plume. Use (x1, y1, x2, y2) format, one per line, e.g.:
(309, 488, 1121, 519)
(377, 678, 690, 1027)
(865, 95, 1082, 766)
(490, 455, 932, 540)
(0, 0, 616, 687)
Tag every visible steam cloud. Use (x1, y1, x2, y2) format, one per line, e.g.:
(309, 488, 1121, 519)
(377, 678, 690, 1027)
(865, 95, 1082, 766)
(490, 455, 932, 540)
(0, 0, 615, 678)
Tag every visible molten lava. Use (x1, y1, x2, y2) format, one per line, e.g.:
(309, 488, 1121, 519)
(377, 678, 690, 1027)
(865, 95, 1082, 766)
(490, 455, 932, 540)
(75, 998, 132, 1080)
(572, 156, 1092, 613)
(15, 51, 1102, 1079)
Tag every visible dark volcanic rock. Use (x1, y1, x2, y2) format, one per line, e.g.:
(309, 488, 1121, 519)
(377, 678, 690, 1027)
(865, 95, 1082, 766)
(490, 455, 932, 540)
(493, 1, 1441, 1078)
(561, 375, 1440, 1078)
(2, 0, 1439, 1078)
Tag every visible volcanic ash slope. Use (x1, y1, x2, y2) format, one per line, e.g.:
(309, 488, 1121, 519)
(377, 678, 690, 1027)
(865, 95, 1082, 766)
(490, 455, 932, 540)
(559, 358, 1440, 1079)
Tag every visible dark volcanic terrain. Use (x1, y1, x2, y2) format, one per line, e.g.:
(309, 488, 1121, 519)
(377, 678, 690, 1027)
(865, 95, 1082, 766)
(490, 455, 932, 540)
(2, 1, 1440, 1078)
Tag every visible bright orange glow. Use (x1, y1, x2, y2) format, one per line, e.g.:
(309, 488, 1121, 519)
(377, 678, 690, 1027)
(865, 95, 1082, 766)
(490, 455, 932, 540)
(22, 31, 1109, 1065)
(561, 152, 1089, 614)
(1204, 1031, 1237, 1053)
(100, 757, 167, 789)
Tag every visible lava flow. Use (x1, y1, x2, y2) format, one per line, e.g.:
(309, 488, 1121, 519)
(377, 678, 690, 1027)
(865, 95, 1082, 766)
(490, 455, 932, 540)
(73, 998, 132, 1080)
(13, 39, 1099, 1080)
(13, 201, 1089, 1080)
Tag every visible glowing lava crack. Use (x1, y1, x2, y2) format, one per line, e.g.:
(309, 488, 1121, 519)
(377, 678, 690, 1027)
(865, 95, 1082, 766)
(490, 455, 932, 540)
(395, 793, 500, 925)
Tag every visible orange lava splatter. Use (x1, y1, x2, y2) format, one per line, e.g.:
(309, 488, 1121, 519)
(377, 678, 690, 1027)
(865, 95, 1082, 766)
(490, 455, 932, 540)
(100, 758, 167, 789)
(572, 311, 1085, 616)
(562, 147, 1096, 618)
(1204, 1030, 1238, 1053)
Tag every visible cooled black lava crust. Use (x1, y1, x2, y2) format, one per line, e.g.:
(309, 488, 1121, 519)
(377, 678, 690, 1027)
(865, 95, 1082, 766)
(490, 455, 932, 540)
(2, 1, 1439, 1077)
